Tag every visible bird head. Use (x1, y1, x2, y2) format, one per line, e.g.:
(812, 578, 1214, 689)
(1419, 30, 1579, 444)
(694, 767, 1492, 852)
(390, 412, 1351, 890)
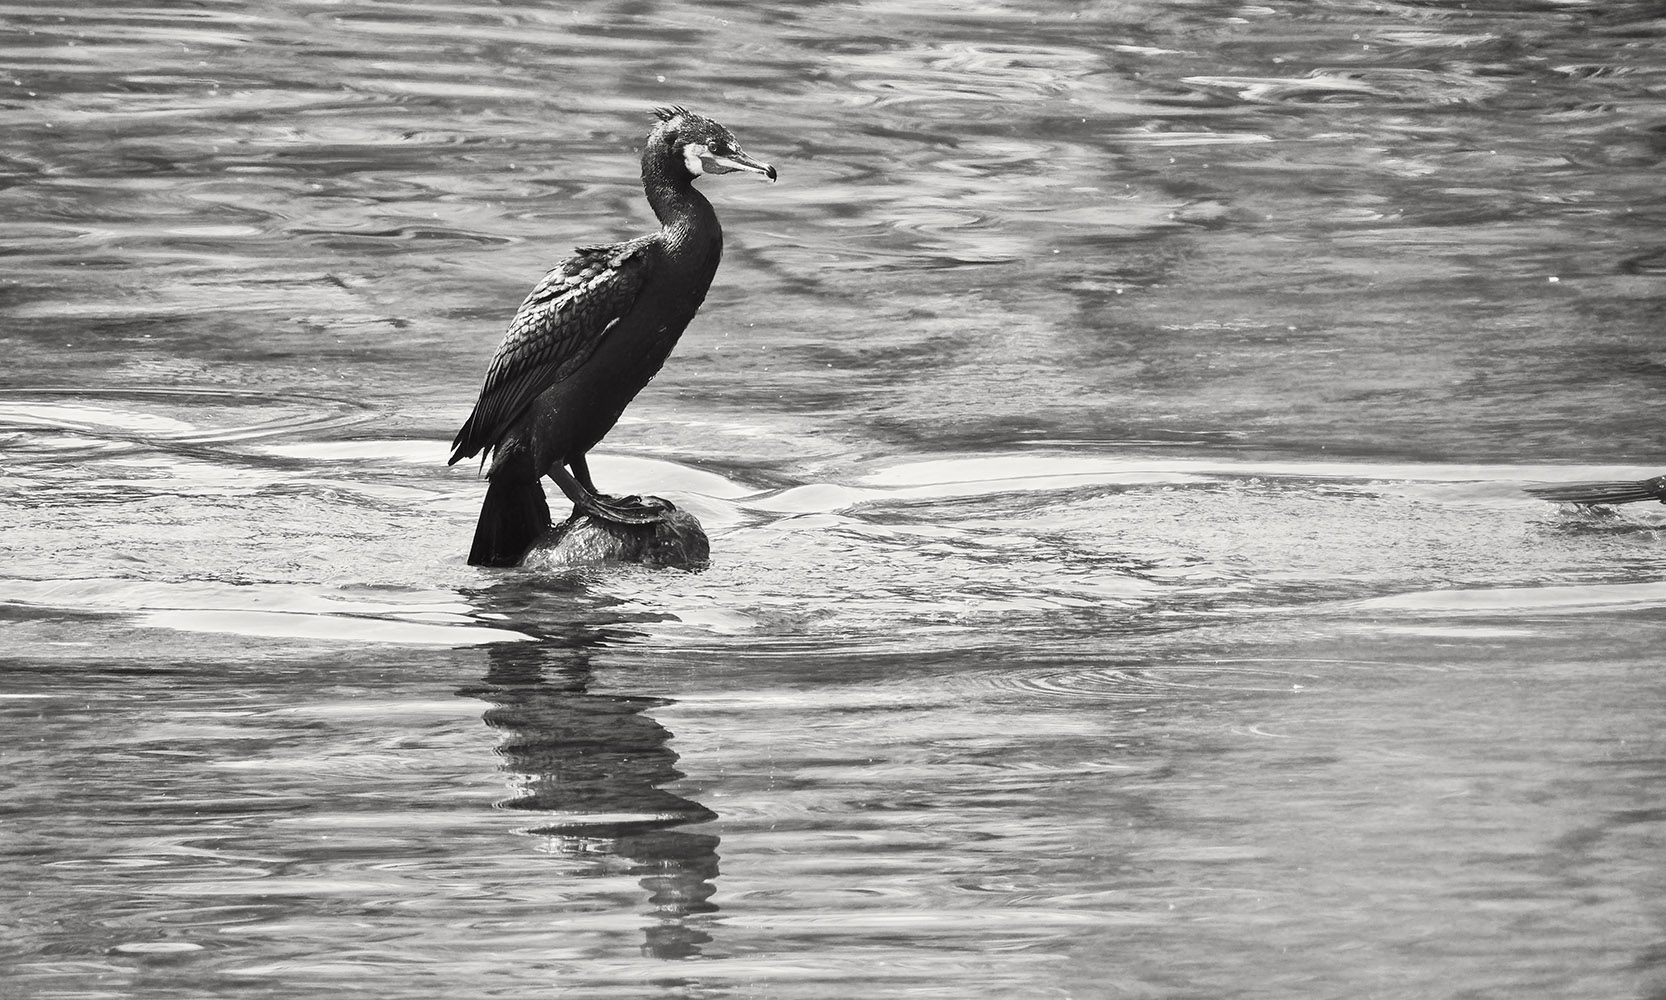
(651, 106, 778, 183)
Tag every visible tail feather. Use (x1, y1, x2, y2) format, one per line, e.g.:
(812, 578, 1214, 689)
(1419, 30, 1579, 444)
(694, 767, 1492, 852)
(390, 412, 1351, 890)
(469, 477, 552, 567)
(1526, 474, 1666, 507)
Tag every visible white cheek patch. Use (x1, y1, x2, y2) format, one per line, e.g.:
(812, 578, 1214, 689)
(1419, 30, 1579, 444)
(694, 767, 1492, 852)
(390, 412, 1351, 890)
(682, 142, 708, 176)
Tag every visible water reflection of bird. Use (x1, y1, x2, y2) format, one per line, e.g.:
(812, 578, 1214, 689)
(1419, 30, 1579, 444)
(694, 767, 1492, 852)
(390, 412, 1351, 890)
(1527, 474, 1666, 506)
(449, 107, 776, 566)
(467, 641, 721, 959)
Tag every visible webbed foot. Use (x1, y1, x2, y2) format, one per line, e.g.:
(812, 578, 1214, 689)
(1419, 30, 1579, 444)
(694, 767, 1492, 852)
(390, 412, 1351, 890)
(574, 492, 674, 526)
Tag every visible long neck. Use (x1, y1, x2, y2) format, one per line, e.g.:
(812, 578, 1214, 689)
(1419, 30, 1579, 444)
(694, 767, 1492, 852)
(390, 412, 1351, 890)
(641, 145, 722, 260)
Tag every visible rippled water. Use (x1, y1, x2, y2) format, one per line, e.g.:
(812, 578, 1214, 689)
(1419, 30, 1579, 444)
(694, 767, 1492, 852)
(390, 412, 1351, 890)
(4, 2, 1666, 997)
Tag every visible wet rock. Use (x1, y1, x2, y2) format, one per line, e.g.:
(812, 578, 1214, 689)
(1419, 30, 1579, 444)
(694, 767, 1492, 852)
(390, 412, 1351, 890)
(522, 502, 709, 571)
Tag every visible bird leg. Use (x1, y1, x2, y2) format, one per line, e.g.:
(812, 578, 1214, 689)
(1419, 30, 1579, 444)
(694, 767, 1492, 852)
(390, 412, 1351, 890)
(550, 459, 671, 525)
(568, 454, 606, 496)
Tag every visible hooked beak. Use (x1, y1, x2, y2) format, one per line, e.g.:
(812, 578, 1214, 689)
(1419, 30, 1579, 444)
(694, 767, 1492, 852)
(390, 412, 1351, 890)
(706, 148, 778, 183)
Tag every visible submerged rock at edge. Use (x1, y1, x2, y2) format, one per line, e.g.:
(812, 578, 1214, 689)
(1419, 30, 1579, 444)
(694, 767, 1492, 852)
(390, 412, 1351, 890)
(521, 503, 709, 571)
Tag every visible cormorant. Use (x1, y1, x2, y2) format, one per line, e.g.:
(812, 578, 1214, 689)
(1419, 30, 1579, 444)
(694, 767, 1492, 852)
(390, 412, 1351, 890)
(1527, 474, 1666, 507)
(449, 107, 776, 567)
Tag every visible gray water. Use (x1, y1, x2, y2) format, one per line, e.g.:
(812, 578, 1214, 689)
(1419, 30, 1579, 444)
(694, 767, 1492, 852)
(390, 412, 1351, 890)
(4, 1, 1666, 997)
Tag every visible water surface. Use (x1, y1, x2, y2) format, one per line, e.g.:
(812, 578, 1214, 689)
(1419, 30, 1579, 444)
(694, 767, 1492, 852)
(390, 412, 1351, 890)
(4, 2, 1666, 997)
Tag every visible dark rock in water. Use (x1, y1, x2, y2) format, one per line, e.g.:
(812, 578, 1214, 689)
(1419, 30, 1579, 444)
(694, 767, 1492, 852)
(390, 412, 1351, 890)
(521, 502, 709, 571)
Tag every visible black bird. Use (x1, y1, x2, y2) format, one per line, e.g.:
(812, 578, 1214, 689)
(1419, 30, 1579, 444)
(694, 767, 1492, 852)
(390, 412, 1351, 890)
(1527, 474, 1666, 507)
(449, 107, 776, 567)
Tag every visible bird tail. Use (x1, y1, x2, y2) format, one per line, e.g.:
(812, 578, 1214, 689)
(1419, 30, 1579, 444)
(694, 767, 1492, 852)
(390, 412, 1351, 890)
(468, 476, 552, 567)
(1526, 475, 1666, 506)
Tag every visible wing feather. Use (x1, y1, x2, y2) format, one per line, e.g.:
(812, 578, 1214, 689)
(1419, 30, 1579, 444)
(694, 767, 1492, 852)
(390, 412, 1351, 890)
(1526, 474, 1666, 506)
(449, 241, 653, 464)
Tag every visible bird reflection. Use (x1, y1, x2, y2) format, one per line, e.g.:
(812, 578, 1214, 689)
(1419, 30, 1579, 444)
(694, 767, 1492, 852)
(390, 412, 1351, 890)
(462, 639, 719, 959)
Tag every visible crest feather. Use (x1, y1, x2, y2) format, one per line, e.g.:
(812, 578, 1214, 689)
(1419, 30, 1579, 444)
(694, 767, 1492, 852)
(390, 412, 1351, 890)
(652, 105, 690, 122)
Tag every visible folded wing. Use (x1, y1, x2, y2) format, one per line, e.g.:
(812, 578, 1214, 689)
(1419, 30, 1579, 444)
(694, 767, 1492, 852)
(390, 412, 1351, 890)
(1526, 474, 1666, 506)
(449, 241, 654, 464)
